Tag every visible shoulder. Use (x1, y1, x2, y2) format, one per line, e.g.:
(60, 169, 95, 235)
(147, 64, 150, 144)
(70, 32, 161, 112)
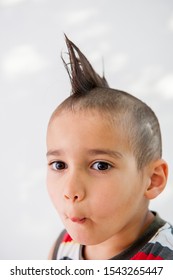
(132, 222, 173, 260)
(151, 222, 173, 243)
(48, 229, 67, 260)
(150, 222, 173, 258)
(48, 230, 81, 260)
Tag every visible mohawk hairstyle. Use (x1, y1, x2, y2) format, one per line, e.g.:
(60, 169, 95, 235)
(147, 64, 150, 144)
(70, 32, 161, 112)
(51, 35, 162, 170)
(62, 35, 109, 96)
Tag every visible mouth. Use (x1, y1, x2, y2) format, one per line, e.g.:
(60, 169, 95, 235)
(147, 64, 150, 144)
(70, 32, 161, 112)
(70, 217, 86, 224)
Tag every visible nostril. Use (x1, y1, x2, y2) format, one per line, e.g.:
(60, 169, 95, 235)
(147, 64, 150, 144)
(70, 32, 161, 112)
(64, 194, 79, 200)
(64, 194, 69, 199)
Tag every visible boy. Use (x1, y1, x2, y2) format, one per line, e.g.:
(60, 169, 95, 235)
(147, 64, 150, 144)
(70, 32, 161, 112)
(46, 35, 173, 260)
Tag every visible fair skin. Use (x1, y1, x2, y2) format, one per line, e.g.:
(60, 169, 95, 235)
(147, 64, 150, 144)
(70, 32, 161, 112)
(46, 109, 168, 260)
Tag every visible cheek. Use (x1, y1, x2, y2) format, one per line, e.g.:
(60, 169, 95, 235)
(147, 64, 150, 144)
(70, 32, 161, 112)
(91, 177, 137, 217)
(90, 182, 122, 215)
(46, 173, 62, 211)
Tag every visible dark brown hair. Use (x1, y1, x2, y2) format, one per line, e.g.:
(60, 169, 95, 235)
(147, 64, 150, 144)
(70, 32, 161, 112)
(53, 35, 162, 169)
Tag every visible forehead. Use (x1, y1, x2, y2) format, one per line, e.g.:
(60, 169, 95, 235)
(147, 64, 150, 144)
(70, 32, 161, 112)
(47, 109, 130, 154)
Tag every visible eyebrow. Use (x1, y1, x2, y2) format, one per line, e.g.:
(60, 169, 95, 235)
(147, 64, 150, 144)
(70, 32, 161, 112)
(46, 149, 123, 159)
(46, 149, 63, 157)
(87, 149, 123, 159)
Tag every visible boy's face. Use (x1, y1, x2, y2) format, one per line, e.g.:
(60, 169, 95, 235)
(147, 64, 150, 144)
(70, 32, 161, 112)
(46, 110, 150, 246)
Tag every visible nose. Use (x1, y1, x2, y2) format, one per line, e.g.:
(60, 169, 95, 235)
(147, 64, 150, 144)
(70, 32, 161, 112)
(63, 171, 86, 202)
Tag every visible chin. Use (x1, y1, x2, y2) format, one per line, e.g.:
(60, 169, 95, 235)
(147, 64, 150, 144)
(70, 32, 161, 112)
(68, 229, 102, 246)
(64, 219, 106, 245)
(70, 231, 91, 245)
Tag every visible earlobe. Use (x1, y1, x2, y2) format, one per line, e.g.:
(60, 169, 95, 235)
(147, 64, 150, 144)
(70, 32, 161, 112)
(145, 159, 168, 200)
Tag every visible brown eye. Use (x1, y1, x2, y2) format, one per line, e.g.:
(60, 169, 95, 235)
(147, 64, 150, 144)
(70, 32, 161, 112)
(92, 161, 112, 171)
(52, 161, 67, 170)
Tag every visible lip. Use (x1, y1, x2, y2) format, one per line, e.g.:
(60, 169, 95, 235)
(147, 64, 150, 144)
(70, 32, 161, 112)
(70, 217, 86, 224)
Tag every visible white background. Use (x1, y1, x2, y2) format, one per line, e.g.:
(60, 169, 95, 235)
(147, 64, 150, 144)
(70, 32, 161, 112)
(0, 0, 173, 259)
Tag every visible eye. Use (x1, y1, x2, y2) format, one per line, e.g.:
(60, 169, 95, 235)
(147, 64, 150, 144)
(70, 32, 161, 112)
(51, 161, 67, 171)
(91, 161, 112, 171)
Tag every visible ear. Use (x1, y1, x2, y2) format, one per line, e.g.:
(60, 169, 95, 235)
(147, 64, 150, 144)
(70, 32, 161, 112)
(145, 159, 168, 200)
